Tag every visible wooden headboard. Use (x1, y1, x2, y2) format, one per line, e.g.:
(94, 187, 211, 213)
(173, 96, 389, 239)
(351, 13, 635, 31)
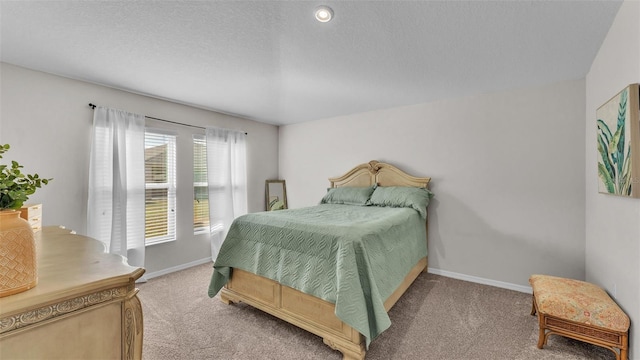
(329, 160, 431, 189)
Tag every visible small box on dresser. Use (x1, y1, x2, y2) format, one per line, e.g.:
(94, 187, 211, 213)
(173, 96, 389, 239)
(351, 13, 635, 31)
(19, 204, 42, 232)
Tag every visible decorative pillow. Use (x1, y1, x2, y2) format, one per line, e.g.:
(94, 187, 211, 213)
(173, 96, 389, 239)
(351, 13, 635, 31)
(368, 186, 433, 218)
(320, 186, 375, 206)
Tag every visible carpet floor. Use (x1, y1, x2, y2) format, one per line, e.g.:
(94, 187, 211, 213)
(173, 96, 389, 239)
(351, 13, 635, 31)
(138, 263, 614, 360)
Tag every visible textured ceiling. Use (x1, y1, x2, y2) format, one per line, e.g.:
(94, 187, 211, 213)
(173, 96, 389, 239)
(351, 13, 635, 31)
(0, 1, 622, 126)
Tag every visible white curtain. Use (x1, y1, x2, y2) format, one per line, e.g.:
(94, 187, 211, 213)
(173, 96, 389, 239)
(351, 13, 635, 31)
(206, 127, 247, 260)
(87, 106, 146, 277)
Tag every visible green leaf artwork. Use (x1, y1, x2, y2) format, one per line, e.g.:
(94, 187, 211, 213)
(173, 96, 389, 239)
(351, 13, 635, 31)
(597, 89, 632, 196)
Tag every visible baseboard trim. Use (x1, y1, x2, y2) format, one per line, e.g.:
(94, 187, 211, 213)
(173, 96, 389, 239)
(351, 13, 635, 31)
(427, 267, 532, 294)
(144, 260, 532, 293)
(145, 257, 213, 280)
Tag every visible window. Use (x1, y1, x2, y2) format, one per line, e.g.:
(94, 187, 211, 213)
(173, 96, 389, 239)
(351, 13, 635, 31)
(144, 130, 176, 245)
(193, 135, 209, 234)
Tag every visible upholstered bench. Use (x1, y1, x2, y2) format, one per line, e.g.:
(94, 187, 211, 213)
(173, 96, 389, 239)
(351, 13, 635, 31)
(529, 275, 630, 360)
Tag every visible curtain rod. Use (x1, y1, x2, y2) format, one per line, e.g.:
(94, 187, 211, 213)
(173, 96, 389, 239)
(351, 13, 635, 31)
(88, 103, 247, 135)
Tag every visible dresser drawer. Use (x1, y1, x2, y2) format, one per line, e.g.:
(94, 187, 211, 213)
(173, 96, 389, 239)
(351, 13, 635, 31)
(20, 204, 42, 232)
(28, 217, 42, 232)
(20, 204, 42, 218)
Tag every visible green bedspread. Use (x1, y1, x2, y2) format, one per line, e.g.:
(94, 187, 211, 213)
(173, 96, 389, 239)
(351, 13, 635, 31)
(208, 204, 427, 346)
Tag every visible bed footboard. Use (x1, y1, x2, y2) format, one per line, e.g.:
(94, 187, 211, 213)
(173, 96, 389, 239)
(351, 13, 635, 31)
(221, 268, 366, 359)
(220, 257, 427, 359)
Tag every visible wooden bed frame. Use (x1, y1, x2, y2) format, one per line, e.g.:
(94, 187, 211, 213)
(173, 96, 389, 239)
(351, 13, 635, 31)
(219, 160, 431, 359)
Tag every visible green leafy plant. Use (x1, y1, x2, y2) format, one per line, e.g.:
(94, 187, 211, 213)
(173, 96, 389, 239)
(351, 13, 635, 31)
(0, 144, 52, 209)
(597, 89, 632, 195)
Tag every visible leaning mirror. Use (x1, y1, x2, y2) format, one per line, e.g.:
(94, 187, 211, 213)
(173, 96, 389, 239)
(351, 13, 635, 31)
(265, 180, 287, 211)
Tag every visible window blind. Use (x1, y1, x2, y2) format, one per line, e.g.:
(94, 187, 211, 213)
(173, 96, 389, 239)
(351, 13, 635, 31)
(193, 135, 210, 234)
(144, 130, 177, 245)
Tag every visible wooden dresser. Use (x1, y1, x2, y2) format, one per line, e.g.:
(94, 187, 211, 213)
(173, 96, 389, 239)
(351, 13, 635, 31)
(0, 226, 145, 359)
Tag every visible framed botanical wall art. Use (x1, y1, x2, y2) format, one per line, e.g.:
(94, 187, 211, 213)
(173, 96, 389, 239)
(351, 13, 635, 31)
(597, 84, 640, 197)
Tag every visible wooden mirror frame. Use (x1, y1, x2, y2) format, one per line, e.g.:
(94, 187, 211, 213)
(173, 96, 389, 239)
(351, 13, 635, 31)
(265, 180, 287, 211)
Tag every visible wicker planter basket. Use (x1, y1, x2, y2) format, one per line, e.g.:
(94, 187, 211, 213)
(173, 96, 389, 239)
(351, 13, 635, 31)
(0, 210, 37, 297)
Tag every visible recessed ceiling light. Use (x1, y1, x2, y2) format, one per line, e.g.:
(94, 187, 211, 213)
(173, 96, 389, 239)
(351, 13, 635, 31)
(314, 6, 333, 23)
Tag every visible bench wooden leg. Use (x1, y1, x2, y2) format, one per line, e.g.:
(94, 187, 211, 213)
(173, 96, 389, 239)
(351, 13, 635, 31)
(620, 333, 628, 360)
(530, 295, 536, 316)
(536, 314, 546, 349)
(531, 296, 547, 348)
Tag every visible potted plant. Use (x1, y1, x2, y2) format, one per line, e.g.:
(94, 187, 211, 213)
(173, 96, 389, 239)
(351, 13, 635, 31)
(0, 144, 52, 297)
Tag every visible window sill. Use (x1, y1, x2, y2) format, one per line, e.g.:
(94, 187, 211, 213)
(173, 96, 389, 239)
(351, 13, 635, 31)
(193, 229, 210, 236)
(145, 237, 176, 247)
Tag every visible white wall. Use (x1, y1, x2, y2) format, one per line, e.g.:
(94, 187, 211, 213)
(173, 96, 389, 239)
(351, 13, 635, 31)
(280, 79, 586, 289)
(0, 63, 279, 275)
(585, 1, 639, 358)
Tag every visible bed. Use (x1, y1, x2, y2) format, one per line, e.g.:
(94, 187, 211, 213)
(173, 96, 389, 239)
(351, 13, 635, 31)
(208, 160, 432, 359)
